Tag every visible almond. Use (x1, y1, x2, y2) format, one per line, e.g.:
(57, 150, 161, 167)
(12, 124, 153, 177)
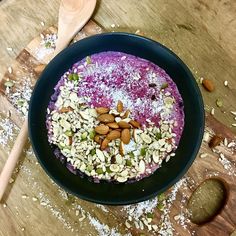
(209, 135, 223, 148)
(107, 130, 121, 140)
(96, 107, 110, 114)
(121, 109, 130, 119)
(95, 125, 109, 135)
(129, 120, 141, 128)
(59, 106, 74, 113)
(166, 138, 172, 144)
(101, 138, 110, 150)
(107, 122, 119, 129)
(202, 79, 215, 92)
(121, 129, 131, 144)
(98, 114, 115, 123)
(118, 121, 131, 129)
(68, 136, 73, 146)
(117, 100, 123, 112)
(119, 141, 125, 156)
(34, 64, 46, 74)
(94, 135, 102, 144)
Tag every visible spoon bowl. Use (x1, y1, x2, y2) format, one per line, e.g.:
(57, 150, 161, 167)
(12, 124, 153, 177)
(55, 0, 97, 55)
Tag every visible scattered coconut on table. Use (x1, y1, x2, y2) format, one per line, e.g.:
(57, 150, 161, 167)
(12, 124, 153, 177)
(0, 116, 19, 146)
(6, 47, 13, 52)
(6, 77, 32, 116)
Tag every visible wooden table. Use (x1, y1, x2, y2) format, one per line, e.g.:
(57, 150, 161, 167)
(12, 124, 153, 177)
(0, 0, 236, 235)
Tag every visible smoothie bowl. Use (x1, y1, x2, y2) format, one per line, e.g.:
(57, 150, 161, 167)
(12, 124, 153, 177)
(29, 33, 204, 205)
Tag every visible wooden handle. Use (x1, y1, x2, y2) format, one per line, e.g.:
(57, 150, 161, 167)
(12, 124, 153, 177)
(0, 119, 28, 201)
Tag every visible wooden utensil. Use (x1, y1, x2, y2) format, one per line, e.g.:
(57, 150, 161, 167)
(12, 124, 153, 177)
(0, 0, 97, 201)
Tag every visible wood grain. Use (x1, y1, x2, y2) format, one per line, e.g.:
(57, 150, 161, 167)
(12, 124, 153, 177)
(179, 0, 236, 60)
(0, 1, 236, 236)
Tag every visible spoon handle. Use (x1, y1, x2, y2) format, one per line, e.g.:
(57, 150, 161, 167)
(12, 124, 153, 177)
(0, 119, 28, 201)
(54, 36, 73, 56)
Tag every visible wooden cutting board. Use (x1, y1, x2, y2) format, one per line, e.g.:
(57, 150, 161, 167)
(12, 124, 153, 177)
(0, 20, 235, 236)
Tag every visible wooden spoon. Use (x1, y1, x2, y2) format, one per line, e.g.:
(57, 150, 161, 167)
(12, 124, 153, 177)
(0, 0, 97, 201)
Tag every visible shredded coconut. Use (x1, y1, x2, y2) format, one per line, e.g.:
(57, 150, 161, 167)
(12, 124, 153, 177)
(218, 153, 236, 176)
(96, 204, 109, 213)
(121, 177, 190, 235)
(34, 33, 57, 60)
(34, 47, 54, 61)
(123, 197, 158, 219)
(38, 191, 74, 231)
(88, 214, 130, 236)
(0, 117, 19, 146)
(6, 47, 13, 52)
(159, 178, 188, 235)
(6, 77, 32, 116)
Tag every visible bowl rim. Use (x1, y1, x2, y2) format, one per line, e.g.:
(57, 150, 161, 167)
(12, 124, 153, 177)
(28, 32, 205, 205)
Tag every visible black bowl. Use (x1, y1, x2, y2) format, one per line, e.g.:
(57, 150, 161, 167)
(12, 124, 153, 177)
(28, 32, 204, 205)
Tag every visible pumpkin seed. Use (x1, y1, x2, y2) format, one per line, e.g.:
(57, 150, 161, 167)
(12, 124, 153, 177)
(96, 168, 103, 174)
(140, 147, 147, 156)
(155, 132, 162, 140)
(87, 165, 93, 172)
(73, 73, 79, 81)
(17, 99, 25, 107)
(126, 159, 132, 166)
(86, 56, 91, 64)
(157, 202, 165, 211)
(216, 99, 223, 108)
(4, 81, 14, 88)
(65, 130, 73, 136)
(90, 149, 96, 156)
(89, 130, 96, 139)
(45, 42, 51, 48)
(81, 132, 88, 140)
(106, 167, 113, 173)
(158, 193, 165, 202)
(146, 212, 154, 218)
(128, 152, 135, 158)
(161, 82, 168, 89)
(68, 73, 79, 81)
